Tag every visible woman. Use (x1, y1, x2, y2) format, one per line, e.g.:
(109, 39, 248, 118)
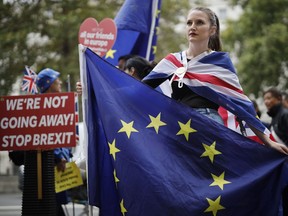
(143, 7, 288, 154)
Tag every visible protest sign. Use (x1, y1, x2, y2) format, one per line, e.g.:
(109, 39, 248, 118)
(78, 17, 117, 56)
(55, 161, 83, 193)
(0, 92, 77, 151)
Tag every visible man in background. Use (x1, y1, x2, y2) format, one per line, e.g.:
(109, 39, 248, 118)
(263, 87, 288, 215)
(36, 68, 73, 216)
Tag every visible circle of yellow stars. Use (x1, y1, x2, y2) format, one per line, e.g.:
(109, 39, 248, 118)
(106, 112, 231, 216)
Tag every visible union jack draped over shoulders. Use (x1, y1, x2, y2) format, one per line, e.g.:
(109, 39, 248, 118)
(21, 65, 38, 94)
(143, 51, 270, 135)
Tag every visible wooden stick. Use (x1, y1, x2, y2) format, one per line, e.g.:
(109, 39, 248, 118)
(37, 150, 42, 199)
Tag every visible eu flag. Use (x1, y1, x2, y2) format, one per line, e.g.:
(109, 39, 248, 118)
(104, 0, 161, 66)
(81, 47, 288, 216)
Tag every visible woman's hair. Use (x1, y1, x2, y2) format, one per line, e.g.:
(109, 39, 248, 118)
(124, 56, 154, 80)
(191, 7, 222, 51)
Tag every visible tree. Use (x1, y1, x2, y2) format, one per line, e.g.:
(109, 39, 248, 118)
(222, 0, 288, 96)
(0, 0, 123, 95)
(156, 0, 190, 61)
(0, 0, 190, 96)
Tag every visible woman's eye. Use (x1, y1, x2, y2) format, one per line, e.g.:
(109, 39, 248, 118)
(196, 20, 204, 25)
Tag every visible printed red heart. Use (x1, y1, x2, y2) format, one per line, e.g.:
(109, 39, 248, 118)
(78, 18, 117, 57)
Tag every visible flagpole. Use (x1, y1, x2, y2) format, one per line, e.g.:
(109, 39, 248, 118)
(67, 74, 71, 92)
(78, 44, 92, 216)
(145, 0, 159, 60)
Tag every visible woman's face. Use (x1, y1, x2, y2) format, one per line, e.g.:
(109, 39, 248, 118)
(186, 10, 215, 44)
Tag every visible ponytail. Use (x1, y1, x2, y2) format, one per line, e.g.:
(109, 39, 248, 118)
(208, 13, 222, 51)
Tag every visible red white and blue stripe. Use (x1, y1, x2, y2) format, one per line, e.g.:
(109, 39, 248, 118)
(21, 66, 38, 94)
(143, 51, 270, 135)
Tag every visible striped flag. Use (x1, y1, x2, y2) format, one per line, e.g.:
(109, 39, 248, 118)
(21, 66, 38, 94)
(143, 51, 270, 135)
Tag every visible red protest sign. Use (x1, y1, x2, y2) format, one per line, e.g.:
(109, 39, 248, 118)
(0, 92, 77, 151)
(78, 17, 117, 56)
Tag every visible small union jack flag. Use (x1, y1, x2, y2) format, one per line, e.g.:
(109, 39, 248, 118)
(21, 65, 38, 94)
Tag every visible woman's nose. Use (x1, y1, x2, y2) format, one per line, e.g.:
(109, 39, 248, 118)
(190, 22, 196, 30)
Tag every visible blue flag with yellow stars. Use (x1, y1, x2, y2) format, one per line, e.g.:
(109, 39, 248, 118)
(82, 47, 288, 216)
(104, 0, 161, 66)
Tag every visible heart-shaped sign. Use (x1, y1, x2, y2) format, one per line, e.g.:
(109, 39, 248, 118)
(78, 18, 117, 57)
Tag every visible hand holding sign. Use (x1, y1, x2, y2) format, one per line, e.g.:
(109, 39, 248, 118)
(78, 18, 117, 57)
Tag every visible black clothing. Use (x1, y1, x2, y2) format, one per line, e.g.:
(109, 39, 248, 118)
(267, 104, 288, 146)
(143, 77, 219, 110)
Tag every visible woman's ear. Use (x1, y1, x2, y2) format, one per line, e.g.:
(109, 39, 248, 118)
(210, 25, 216, 36)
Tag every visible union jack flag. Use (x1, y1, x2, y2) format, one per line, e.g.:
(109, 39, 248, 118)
(21, 66, 38, 94)
(143, 51, 270, 135)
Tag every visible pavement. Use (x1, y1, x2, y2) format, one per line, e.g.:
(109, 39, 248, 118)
(0, 192, 99, 216)
(0, 171, 99, 216)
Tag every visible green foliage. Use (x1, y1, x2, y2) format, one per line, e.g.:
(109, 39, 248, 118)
(223, 0, 288, 96)
(157, 0, 190, 60)
(0, 0, 190, 95)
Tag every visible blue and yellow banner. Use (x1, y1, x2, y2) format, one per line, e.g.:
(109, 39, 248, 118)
(82, 47, 288, 216)
(104, 0, 161, 66)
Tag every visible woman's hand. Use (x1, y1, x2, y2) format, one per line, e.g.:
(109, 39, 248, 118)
(249, 124, 288, 155)
(265, 140, 288, 155)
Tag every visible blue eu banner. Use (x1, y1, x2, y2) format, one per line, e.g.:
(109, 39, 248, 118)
(82, 47, 288, 216)
(104, 0, 161, 66)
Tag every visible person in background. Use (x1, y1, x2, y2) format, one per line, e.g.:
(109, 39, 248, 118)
(36, 68, 73, 216)
(263, 87, 288, 146)
(76, 55, 154, 94)
(142, 7, 288, 154)
(124, 56, 154, 80)
(76, 54, 137, 94)
(263, 87, 288, 216)
(282, 92, 288, 109)
(117, 54, 137, 70)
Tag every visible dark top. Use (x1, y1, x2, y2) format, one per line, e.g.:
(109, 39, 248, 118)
(267, 104, 288, 146)
(143, 75, 219, 110)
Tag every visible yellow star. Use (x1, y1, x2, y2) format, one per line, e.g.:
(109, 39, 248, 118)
(108, 139, 120, 160)
(152, 46, 157, 54)
(155, 9, 161, 18)
(210, 172, 231, 190)
(120, 199, 127, 216)
(146, 113, 166, 134)
(105, 49, 116, 59)
(114, 169, 120, 184)
(118, 120, 138, 138)
(155, 26, 160, 35)
(204, 196, 225, 216)
(200, 141, 222, 163)
(176, 119, 197, 141)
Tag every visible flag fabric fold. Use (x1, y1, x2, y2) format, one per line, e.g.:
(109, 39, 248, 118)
(81, 47, 288, 216)
(143, 51, 269, 135)
(105, 0, 161, 65)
